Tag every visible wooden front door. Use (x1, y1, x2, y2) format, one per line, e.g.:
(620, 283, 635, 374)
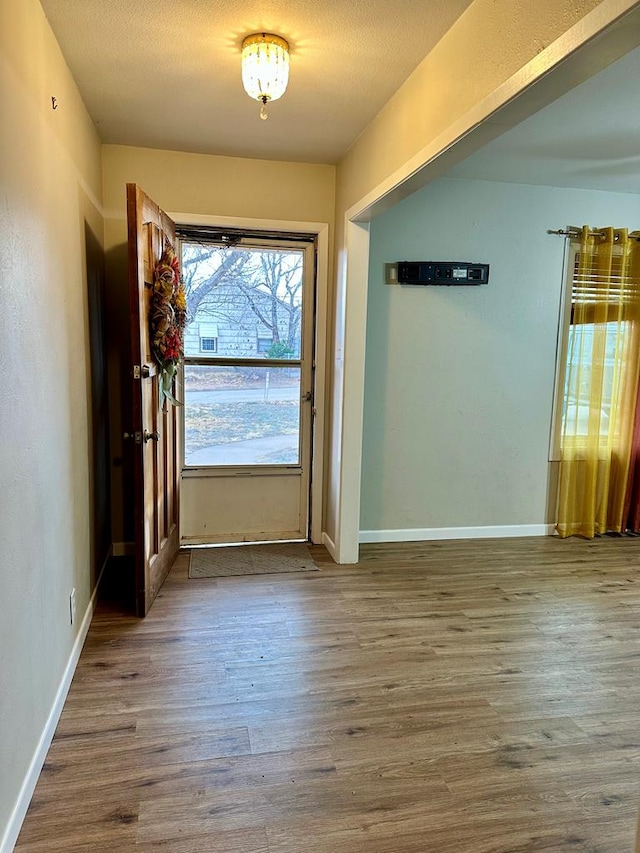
(127, 183, 180, 616)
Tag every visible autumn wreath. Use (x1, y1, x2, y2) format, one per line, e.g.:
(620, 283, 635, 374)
(150, 240, 187, 405)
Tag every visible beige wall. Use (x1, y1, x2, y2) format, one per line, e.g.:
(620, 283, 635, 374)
(103, 145, 336, 223)
(0, 0, 103, 845)
(101, 145, 335, 545)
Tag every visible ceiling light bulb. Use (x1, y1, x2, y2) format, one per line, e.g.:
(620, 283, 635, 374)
(241, 33, 290, 119)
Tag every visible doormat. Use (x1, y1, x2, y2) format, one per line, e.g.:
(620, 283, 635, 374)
(188, 542, 319, 579)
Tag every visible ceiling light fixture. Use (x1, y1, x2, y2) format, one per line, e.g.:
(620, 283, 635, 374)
(241, 33, 290, 121)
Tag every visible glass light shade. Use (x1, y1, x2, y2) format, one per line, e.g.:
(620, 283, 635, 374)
(241, 33, 289, 104)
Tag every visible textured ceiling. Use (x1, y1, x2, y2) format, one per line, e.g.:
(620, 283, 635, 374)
(447, 46, 640, 194)
(40, 0, 475, 164)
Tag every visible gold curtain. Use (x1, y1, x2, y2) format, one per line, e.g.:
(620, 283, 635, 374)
(557, 226, 640, 538)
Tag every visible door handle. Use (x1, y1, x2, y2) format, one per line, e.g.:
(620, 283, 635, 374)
(143, 430, 159, 443)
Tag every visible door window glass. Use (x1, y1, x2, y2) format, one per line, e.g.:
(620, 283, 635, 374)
(182, 244, 303, 361)
(181, 239, 308, 468)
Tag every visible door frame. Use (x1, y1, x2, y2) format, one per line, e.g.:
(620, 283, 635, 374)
(170, 211, 329, 545)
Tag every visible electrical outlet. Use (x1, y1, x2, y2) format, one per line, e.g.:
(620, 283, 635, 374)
(69, 588, 76, 625)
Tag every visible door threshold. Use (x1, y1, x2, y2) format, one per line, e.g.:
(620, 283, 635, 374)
(182, 537, 308, 550)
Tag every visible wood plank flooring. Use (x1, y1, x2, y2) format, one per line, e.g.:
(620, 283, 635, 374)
(14, 537, 640, 852)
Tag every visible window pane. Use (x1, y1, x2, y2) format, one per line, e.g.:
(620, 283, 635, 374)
(184, 365, 301, 466)
(562, 321, 626, 436)
(200, 337, 217, 352)
(182, 243, 303, 360)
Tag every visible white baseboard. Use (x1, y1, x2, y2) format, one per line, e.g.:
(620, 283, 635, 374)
(112, 541, 135, 557)
(322, 531, 338, 562)
(359, 524, 555, 544)
(1, 567, 104, 853)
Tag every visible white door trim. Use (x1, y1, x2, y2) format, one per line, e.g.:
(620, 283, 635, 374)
(331, 219, 370, 564)
(170, 211, 329, 545)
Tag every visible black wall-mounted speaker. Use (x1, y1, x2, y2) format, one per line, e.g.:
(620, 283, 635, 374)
(397, 261, 489, 286)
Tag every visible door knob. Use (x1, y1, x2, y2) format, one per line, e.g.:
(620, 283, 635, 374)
(143, 430, 159, 443)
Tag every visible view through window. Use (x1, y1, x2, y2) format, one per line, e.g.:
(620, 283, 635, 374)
(181, 241, 304, 467)
(562, 320, 628, 437)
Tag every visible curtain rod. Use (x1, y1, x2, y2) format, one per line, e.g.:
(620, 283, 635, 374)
(548, 228, 640, 241)
(547, 228, 605, 239)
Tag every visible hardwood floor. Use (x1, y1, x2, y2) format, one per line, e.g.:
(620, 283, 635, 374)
(15, 537, 640, 852)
